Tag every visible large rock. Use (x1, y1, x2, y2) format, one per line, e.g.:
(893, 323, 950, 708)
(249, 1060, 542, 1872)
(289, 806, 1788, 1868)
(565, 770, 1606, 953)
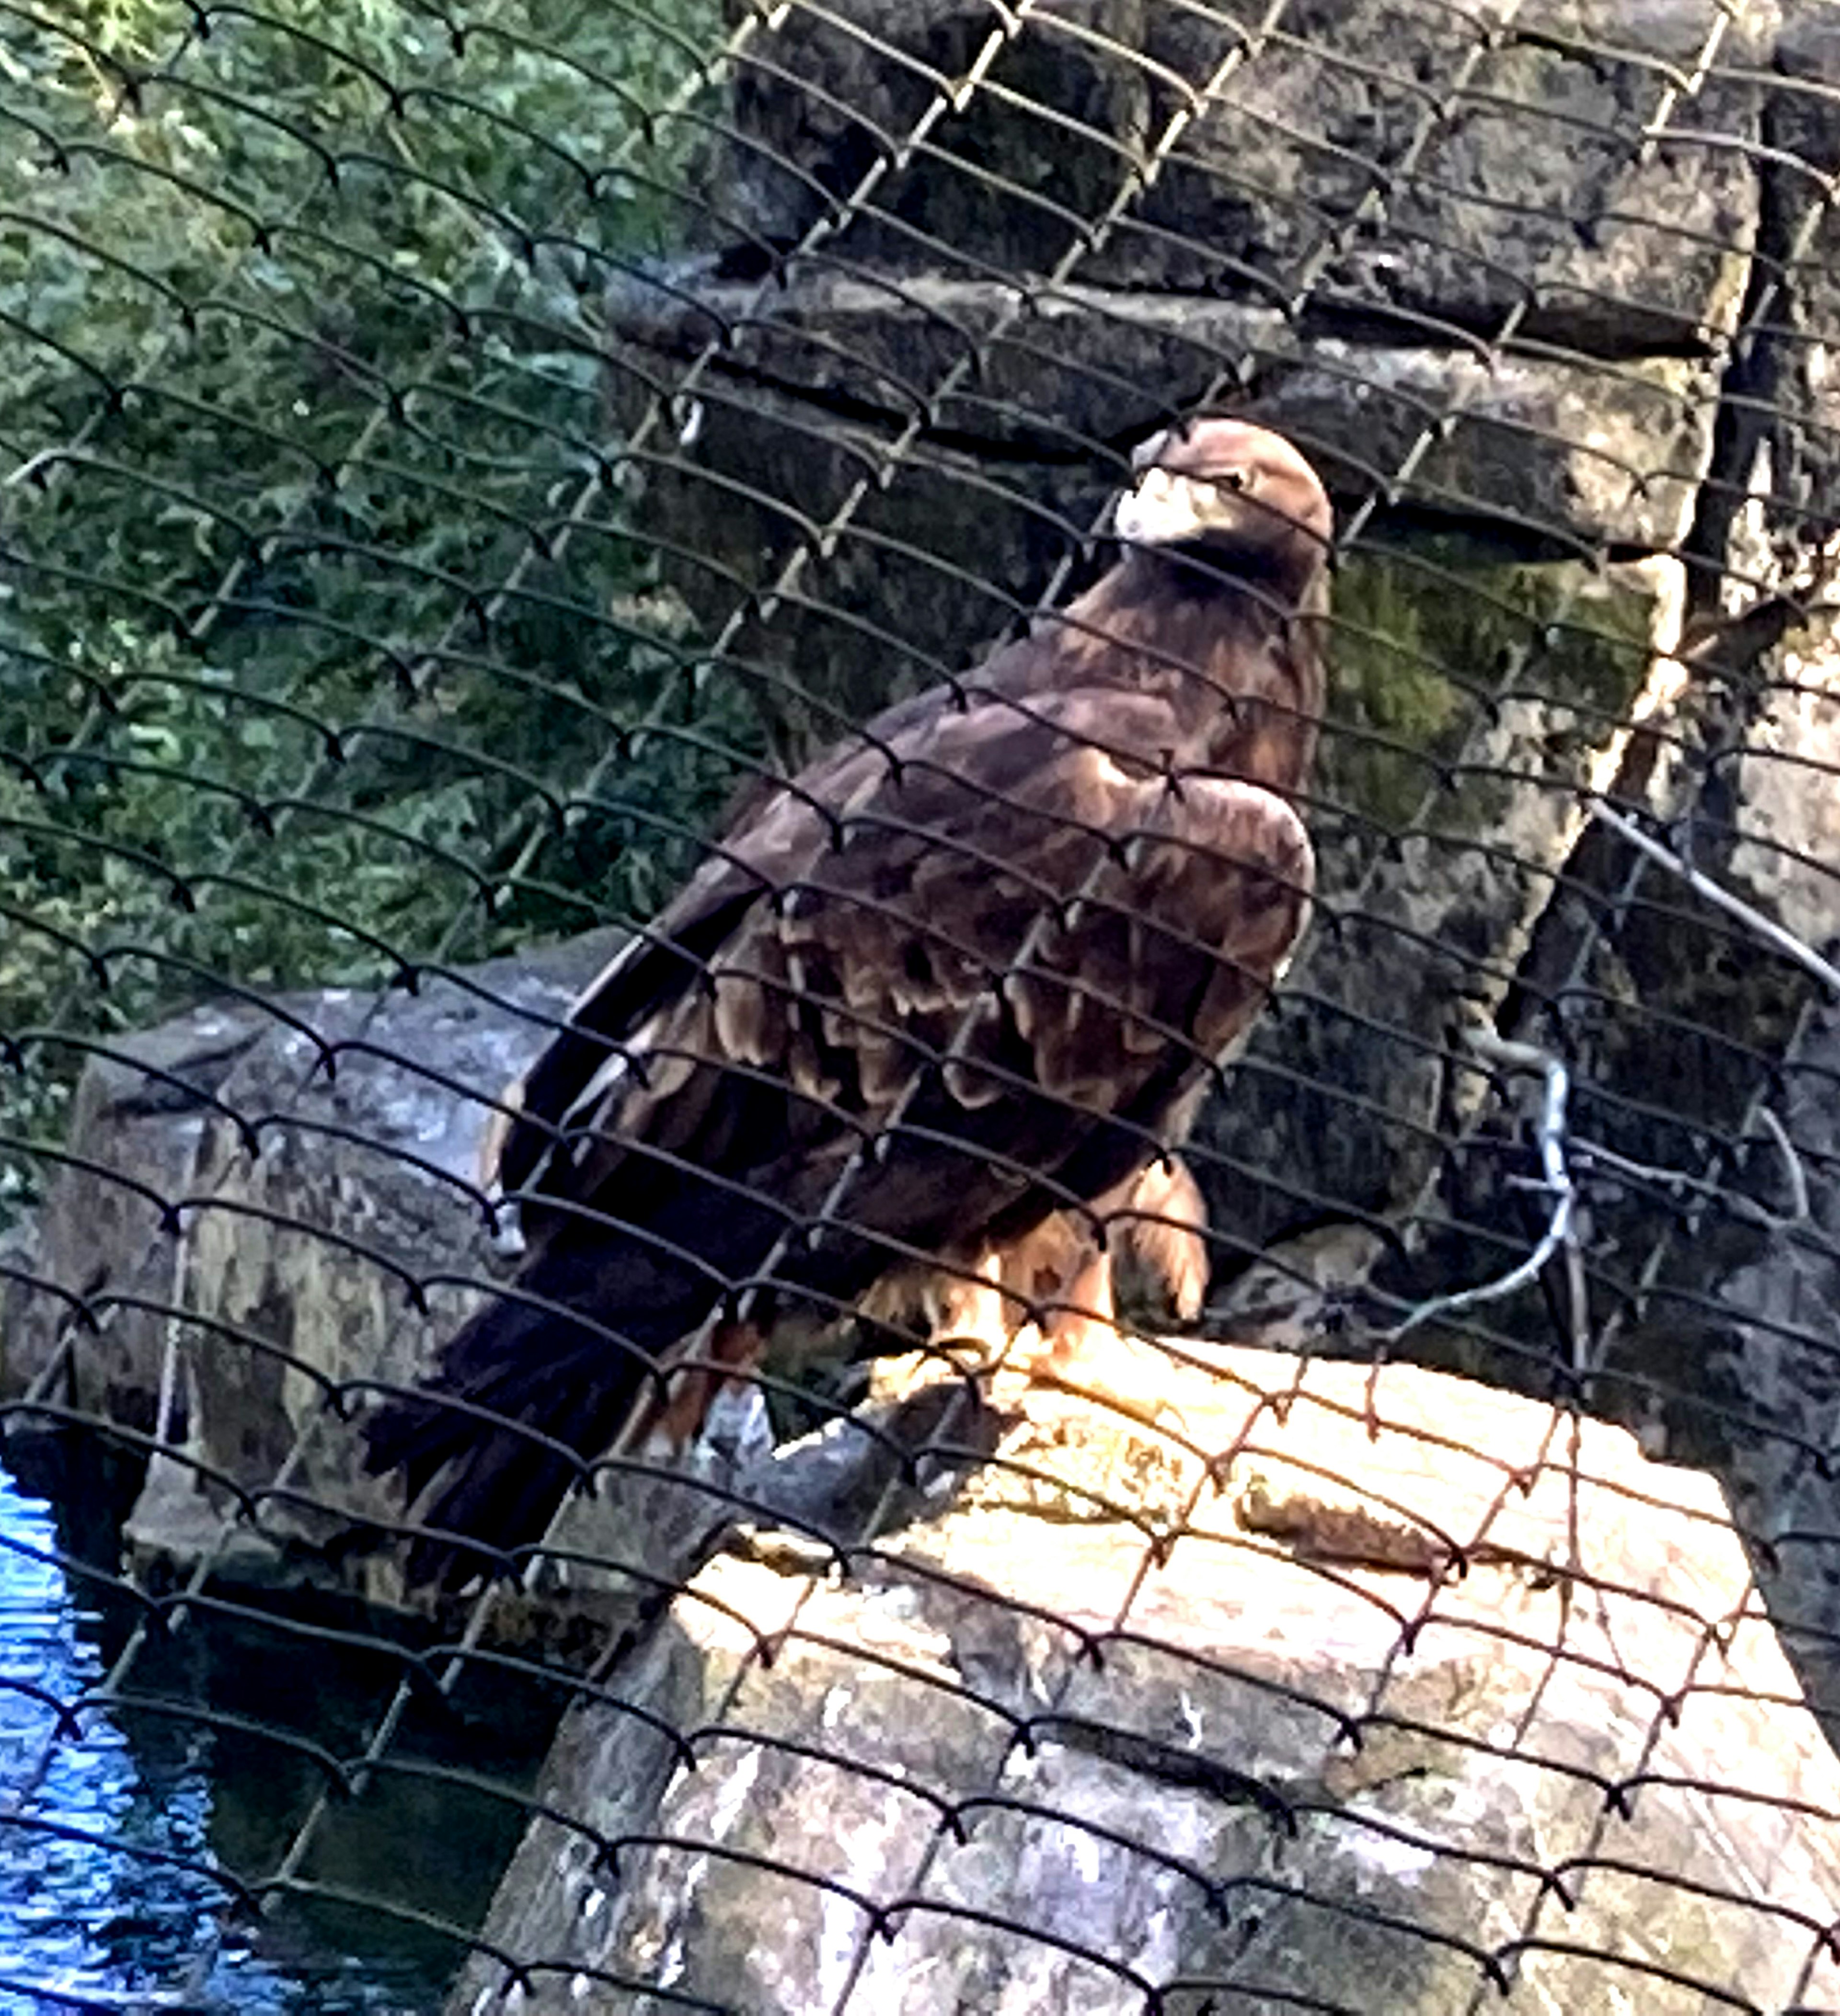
(694, 0, 1767, 350)
(1679, 993, 1840, 1734)
(1526, 621, 1840, 1733)
(605, 273, 1720, 550)
(1195, 550, 1661, 1248)
(453, 1348, 1840, 2013)
(3, 999, 278, 1432)
(1140, 0, 1765, 349)
(1343, 574, 1840, 1745)
(1727, 626, 1840, 952)
(2, 936, 624, 1602)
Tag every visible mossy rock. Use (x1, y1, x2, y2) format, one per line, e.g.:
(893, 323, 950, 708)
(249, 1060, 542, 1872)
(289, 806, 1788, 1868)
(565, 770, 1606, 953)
(1192, 543, 1662, 1256)
(1322, 540, 1656, 848)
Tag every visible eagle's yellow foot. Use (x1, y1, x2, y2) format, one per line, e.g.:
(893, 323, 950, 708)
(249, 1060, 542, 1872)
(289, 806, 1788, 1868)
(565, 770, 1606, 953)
(864, 1250, 1015, 1403)
(999, 1254, 1188, 1434)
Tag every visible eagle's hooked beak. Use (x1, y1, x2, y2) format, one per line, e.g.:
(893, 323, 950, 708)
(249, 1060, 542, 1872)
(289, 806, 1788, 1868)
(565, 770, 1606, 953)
(1115, 461, 1242, 548)
(1129, 427, 1173, 473)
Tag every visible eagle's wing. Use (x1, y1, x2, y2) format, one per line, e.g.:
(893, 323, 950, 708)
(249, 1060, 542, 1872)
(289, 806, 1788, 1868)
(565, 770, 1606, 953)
(371, 682, 1310, 1581)
(494, 683, 1310, 1278)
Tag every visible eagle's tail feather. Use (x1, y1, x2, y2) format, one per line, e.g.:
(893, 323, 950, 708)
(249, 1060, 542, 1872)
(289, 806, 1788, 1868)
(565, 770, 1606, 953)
(363, 1293, 653, 1591)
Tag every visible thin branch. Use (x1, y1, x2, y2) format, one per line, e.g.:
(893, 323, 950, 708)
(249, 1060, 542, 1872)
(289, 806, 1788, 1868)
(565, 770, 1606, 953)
(1572, 1132, 1834, 1260)
(1752, 1105, 1811, 1225)
(1379, 1031, 1578, 1353)
(1589, 798, 1840, 998)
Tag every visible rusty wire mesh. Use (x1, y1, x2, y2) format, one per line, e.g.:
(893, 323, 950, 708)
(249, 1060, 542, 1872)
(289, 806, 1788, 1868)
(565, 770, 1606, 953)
(4, 0, 1840, 2010)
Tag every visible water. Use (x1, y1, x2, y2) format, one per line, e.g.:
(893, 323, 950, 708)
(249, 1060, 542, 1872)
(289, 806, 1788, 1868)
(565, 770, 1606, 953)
(0, 1447, 550, 2014)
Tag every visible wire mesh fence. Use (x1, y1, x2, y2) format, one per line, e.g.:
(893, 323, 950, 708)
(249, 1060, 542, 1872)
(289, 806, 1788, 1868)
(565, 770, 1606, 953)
(4, 0, 1840, 2008)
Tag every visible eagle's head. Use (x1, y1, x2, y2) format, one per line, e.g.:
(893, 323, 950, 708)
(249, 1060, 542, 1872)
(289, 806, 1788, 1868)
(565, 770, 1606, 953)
(1114, 419, 1332, 588)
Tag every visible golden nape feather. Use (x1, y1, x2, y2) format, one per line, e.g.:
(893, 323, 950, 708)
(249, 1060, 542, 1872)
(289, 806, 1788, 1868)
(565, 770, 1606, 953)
(365, 418, 1332, 1587)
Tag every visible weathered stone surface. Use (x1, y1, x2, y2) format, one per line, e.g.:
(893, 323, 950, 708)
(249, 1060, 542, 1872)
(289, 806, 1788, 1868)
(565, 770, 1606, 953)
(1137, 0, 1765, 346)
(454, 1350, 1840, 2013)
(1196, 551, 1660, 1246)
(3, 997, 301, 1428)
(1346, 570, 1840, 1757)
(1727, 626, 1840, 950)
(694, 0, 1767, 350)
(1514, 612, 1840, 1741)
(2, 936, 624, 1599)
(62, 937, 881, 1630)
(1682, 995, 1840, 1737)
(608, 272, 1720, 550)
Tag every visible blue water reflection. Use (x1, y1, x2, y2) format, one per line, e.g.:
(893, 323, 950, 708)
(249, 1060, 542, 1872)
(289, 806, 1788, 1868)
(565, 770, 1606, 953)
(0, 1462, 435, 2014)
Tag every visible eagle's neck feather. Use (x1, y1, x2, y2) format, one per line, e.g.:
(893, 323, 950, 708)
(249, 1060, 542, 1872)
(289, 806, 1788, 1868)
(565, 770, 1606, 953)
(1050, 550, 1326, 791)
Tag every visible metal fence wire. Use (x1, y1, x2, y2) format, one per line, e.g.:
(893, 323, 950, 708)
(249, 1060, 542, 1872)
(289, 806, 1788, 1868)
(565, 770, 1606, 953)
(4, 0, 1840, 2009)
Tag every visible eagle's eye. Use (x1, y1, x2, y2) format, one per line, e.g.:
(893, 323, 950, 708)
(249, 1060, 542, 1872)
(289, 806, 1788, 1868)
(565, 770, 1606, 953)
(1218, 467, 1249, 493)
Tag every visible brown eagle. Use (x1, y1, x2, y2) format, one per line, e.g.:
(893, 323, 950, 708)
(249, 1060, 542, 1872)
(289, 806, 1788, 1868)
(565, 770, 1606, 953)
(366, 419, 1332, 1584)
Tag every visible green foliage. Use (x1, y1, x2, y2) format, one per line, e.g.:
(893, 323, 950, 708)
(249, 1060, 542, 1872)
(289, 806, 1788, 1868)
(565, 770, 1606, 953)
(0, 0, 743, 1208)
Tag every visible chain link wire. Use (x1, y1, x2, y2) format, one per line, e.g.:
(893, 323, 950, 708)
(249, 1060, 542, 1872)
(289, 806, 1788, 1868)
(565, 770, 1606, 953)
(4, 1, 1840, 2009)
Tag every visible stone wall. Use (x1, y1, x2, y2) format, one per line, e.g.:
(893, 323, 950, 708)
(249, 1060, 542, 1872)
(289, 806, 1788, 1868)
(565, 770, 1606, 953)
(601, 0, 1837, 1274)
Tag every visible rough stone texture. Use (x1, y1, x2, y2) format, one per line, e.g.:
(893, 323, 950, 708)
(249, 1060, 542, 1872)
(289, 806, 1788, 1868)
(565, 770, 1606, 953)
(607, 273, 1720, 548)
(2, 999, 270, 1430)
(1141, 0, 1765, 349)
(1728, 628, 1840, 952)
(1527, 619, 1840, 1745)
(453, 1350, 1840, 2013)
(9, 937, 868, 1629)
(1347, 573, 1840, 1774)
(698, 0, 1767, 350)
(1684, 996, 1840, 1740)
(1194, 555, 1660, 1248)
(1, 936, 624, 1600)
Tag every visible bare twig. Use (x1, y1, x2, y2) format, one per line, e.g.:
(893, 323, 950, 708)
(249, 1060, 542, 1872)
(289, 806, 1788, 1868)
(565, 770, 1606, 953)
(1572, 1129, 1833, 1259)
(1379, 1031, 1579, 1355)
(1753, 1105, 1812, 1226)
(1589, 798, 1840, 998)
